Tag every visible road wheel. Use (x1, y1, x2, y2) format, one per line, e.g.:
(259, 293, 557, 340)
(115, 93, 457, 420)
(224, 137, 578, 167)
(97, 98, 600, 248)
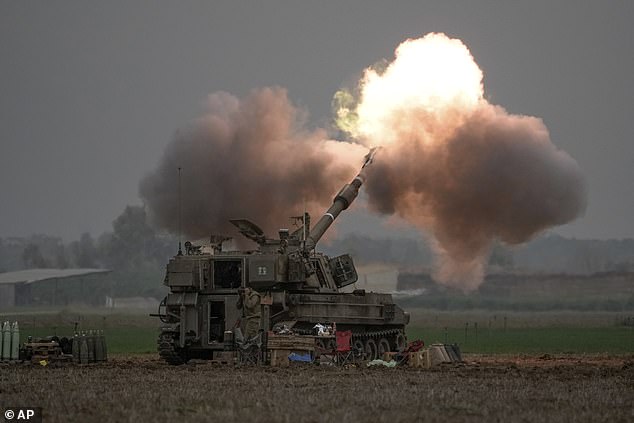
(364, 338, 378, 361)
(353, 339, 365, 359)
(393, 332, 407, 352)
(377, 338, 391, 358)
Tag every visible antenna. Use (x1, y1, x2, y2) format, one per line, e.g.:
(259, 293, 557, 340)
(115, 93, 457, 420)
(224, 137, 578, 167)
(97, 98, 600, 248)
(303, 198, 306, 241)
(177, 167, 183, 256)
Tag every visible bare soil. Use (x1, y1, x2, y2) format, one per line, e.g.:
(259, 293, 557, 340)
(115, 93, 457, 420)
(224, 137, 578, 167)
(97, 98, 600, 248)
(1, 354, 633, 423)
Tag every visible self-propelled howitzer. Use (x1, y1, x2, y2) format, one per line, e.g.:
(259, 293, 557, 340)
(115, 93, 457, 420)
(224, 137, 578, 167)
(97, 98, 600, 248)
(155, 148, 410, 364)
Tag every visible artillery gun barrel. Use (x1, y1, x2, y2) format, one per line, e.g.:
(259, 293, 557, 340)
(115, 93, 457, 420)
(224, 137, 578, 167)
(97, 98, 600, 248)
(304, 147, 378, 251)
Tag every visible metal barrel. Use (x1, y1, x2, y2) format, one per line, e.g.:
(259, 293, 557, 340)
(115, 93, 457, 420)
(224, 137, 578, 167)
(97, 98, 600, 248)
(10, 322, 19, 360)
(79, 333, 89, 364)
(1, 321, 10, 360)
(102, 330, 108, 361)
(72, 332, 80, 363)
(88, 330, 96, 363)
(95, 331, 104, 362)
(304, 148, 378, 251)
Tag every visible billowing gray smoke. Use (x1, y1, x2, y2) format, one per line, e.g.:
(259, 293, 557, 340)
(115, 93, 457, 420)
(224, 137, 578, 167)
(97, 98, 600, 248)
(142, 33, 586, 292)
(364, 104, 586, 290)
(139, 87, 364, 241)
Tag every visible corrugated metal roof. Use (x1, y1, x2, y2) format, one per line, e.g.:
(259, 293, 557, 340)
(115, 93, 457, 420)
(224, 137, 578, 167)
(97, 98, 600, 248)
(0, 268, 111, 285)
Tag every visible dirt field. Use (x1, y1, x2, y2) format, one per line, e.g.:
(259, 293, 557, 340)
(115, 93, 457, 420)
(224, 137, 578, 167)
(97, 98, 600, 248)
(1, 354, 633, 423)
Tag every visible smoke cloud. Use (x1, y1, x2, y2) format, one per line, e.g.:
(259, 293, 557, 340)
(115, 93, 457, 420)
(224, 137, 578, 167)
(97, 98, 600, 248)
(364, 104, 585, 290)
(142, 33, 586, 291)
(336, 33, 586, 290)
(140, 87, 365, 241)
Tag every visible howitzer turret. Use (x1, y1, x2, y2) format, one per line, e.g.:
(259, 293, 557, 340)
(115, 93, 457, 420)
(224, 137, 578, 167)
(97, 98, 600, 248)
(154, 147, 409, 365)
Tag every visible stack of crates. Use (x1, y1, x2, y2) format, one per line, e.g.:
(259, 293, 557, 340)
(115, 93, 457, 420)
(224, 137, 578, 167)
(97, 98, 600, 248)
(267, 333, 315, 366)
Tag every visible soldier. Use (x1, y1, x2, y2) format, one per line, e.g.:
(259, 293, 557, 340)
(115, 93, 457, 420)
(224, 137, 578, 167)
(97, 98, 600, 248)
(237, 287, 261, 339)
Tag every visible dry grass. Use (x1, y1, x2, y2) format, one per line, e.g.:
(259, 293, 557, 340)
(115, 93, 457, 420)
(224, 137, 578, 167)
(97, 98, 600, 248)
(1, 354, 633, 422)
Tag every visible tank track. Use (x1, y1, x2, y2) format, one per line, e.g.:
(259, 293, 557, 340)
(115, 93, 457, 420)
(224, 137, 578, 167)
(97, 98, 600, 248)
(351, 328, 403, 341)
(296, 327, 404, 340)
(304, 327, 406, 360)
(296, 327, 406, 355)
(352, 329, 407, 356)
(158, 332, 188, 365)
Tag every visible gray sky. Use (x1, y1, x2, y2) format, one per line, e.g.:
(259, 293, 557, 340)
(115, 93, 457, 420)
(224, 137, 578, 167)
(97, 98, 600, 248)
(1, 1, 632, 241)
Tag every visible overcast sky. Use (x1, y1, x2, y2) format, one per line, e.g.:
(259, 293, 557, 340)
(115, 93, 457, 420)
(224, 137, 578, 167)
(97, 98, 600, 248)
(1, 1, 632, 241)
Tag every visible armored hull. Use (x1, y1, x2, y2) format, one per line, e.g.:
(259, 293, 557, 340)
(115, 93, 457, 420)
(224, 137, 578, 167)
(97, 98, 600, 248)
(156, 251, 409, 364)
(154, 148, 409, 364)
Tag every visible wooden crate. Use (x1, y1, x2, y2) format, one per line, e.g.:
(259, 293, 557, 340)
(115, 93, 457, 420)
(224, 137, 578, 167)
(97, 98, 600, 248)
(267, 333, 315, 352)
(407, 350, 430, 368)
(269, 349, 291, 367)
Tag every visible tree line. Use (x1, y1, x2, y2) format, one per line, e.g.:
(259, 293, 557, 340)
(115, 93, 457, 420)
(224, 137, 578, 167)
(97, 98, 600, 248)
(0, 206, 178, 300)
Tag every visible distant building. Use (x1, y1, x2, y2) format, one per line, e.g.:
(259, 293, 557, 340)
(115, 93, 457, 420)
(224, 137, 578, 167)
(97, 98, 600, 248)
(0, 268, 111, 308)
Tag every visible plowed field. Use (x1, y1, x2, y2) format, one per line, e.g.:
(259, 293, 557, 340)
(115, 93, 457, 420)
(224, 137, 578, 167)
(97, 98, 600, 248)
(1, 354, 633, 422)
